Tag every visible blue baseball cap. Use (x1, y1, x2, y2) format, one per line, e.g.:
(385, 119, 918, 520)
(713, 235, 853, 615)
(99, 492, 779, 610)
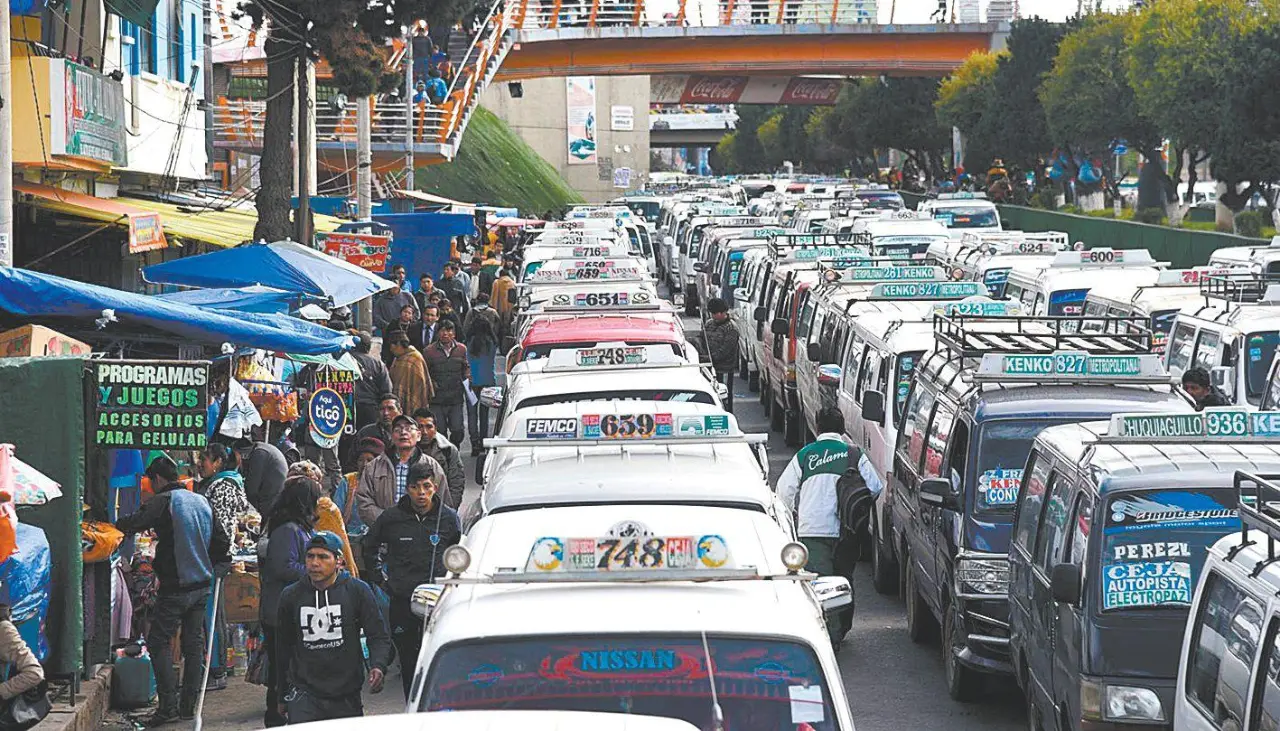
(307, 531, 344, 558)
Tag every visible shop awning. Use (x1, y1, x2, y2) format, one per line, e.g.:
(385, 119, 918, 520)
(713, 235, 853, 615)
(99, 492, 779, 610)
(152, 285, 309, 315)
(0, 268, 353, 355)
(121, 198, 346, 250)
(392, 189, 475, 211)
(16, 182, 167, 254)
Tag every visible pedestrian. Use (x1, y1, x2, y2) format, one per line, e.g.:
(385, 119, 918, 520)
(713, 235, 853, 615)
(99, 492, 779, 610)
(462, 294, 501, 454)
(423, 322, 469, 449)
(413, 408, 466, 509)
(775, 408, 880, 646)
(491, 268, 516, 329)
(362, 461, 461, 699)
(466, 257, 484, 302)
(1182, 366, 1231, 410)
(437, 263, 469, 316)
(0, 599, 43, 712)
(356, 414, 447, 526)
(426, 67, 448, 105)
(410, 303, 441, 352)
(414, 275, 435, 313)
(381, 304, 421, 369)
(349, 331, 394, 431)
(336, 437, 383, 537)
(114, 455, 230, 727)
(235, 436, 288, 515)
(258, 476, 319, 727)
(195, 442, 257, 692)
(373, 281, 417, 335)
(411, 23, 433, 82)
(452, 259, 473, 310)
(274, 531, 391, 723)
(390, 264, 411, 292)
(412, 80, 429, 105)
(350, 394, 399, 468)
(702, 297, 740, 412)
(388, 336, 434, 417)
(436, 297, 461, 332)
(287, 461, 359, 579)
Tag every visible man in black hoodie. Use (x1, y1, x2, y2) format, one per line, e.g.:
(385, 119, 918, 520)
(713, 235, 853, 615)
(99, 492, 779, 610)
(275, 531, 393, 723)
(363, 461, 462, 698)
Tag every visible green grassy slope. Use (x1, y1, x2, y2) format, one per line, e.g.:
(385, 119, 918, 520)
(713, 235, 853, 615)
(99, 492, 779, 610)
(416, 106, 584, 214)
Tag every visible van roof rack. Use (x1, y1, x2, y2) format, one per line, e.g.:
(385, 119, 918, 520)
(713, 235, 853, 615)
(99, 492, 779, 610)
(767, 232, 870, 260)
(934, 314, 1155, 357)
(1200, 273, 1280, 306)
(1231, 471, 1280, 573)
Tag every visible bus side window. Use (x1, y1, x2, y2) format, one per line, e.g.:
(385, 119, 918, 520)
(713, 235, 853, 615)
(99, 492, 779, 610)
(1193, 329, 1223, 371)
(841, 337, 865, 395)
(1184, 572, 1263, 729)
(1033, 472, 1072, 574)
(1168, 323, 1198, 374)
(1250, 618, 1280, 731)
(1012, 453, 1053, 560)
(856, 348, 880, 405)
(1066, 492, 1093, 569)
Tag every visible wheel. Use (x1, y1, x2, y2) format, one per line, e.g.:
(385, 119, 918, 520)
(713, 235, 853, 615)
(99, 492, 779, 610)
(739, 356, 749, 380)
(944, 605, 982, 701)
(770, 393, 784, 431)
(783, 407, 801, 447)
(905, 557, 937, 644)
(748, 370, 760, 392)
(758, 376, 769, 405)
(684, 285, 699, 317)
(870, 519, 899, 596)
(1026, 683, 1044, 731)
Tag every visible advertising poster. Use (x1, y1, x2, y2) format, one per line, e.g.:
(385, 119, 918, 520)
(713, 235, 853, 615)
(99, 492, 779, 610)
(566, 76, 598, 165)
(318, 232, 391, 272)
(94, 361, 210, 448)
(312, 367, 357, 435)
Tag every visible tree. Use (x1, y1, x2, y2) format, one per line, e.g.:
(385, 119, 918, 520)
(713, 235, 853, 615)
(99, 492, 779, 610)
(936, 50, 1003, 174)
(855, 77, 949, 181)
(756, 111, 786, 168)
(240, 0, 442, 241)
(985, 17, 1068, 173)
(1039, 12, 1167, 205)
(1207, 19, 1280, 219)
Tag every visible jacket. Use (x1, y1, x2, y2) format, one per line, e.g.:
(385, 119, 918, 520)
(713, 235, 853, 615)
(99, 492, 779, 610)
(463, 305, 501, 357)
(197, 471, 257, 549)
(355, 449, 447, 526)
(374, 290, 418, 332)
(420, 432, 466, 509)
(363, 494, 463, 599)
(116, 486, 230, 594)
(391, 346, 434, 416)
(423, 341, 470, 404)
(0, 620, 42, 701)
(314, 497, 358, 579)
(409, 320, 441, 352)
(275, 572, 392, 698)
(491, 276, 516, 321)
(241, 442, 287, 515)
(436, 276, 468, 315)
(776, 433, 862, 538)
(1196, 388, 1232, 410)
(260, 521, 311, 626)
(351, 352, 393, 407)
(702, 317, 740, 372)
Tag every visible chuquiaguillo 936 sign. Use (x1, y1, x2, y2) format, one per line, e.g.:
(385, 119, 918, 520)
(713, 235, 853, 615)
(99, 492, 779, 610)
(95, 361, 210, 448)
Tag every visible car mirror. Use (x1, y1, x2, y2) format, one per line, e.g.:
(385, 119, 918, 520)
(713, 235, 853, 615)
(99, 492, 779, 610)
(811, 576, 853, 612)
(806, 342, 821, 362)
(711, 273, 721, 286)
(918, 477, 957, 511)
(1050, 564, 1082, 605)
(753, 306, 768, 322)
(770, 318, 789, 336)
(693, 261, 706, 273)
(410, 583, 446, 619)
(860, 391, 886, 425)
(679, 243, 688, 254)
(479, 386, 504, 409)
(714, 381, 729, 401)
(734, 289, 750, 302)
(1211, 366, 1235, 402)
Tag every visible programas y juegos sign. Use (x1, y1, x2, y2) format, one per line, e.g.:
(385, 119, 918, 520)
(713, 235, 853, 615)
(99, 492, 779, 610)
(94, 361, 210, 448)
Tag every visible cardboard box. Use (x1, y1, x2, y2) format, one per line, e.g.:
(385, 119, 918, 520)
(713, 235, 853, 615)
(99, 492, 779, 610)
(222, 571, 260, 624)
(0, 324, 91, 358)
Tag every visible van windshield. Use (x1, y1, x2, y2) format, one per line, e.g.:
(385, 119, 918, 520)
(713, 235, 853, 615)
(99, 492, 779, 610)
(974, 419, 1079, 515)
(516, 390, 716, 411)
(1247, 331, 1280, 403)
(933, 207, 998, 228)
(1048, 288, 1088, 316)
(1099, 488, 1239, 612)
(421, 635, 842, 730)
(982, 267, 1011, 298)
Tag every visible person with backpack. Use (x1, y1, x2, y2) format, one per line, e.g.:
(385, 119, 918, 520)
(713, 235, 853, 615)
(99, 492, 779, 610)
(0, 599, 45, 730)
(462, 293, 501, 456)
(775, 408, 881, 646)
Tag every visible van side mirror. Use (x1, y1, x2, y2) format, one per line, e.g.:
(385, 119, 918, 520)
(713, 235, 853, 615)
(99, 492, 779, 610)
(753, 306, 768, 322)
(770, 318, 789, 336)
(918, 478, 958, 511)
(693, 261, 707, 273)
(811, 576, 853, 613)
(679, 243, 688, 254)
(806, 342, 821, 361)
(1211, 366, 1236, 402)
(1050, 564, 1082, 605)
(711, 272, 721, 286)
(861, 391, 886, 425)
(817, 364, 842, 387)
(410, 583, 445, 619)
(734, 289, 750, 302)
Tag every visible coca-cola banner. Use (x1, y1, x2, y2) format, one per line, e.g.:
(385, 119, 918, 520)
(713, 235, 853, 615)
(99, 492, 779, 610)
(653, 75, 844, 106)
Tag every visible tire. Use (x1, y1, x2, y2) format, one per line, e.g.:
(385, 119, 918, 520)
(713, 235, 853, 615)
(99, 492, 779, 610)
(783, 407, 801, 447)
(1026, 684, 1044, 731)
(684, 285, 699, 317)
(770, 393, 785, 432)
(944, 606, 982, 702)
(870, 519, 899, 596)
(748, 370, 760, 392)
(739, 356, 749, 380)
(905, 558, 937, 644)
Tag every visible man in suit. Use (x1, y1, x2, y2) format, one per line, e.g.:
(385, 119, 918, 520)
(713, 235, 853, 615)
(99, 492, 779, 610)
(409, 304, 440, 352)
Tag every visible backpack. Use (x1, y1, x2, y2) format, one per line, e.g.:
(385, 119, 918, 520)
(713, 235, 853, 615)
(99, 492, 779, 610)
(835, 453, 874, 549)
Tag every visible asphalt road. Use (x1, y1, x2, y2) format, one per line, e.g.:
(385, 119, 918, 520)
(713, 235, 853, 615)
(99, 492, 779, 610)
(105, 317, 1027, 731)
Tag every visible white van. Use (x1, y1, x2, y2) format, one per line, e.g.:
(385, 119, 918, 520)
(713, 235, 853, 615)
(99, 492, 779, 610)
(851, 215, 950, 259)
(1003, 248, 1167, 318)
(1207, 236, 1280, 276)
(1081, 267, 1229, 353)
(918, 192, 1002, 238)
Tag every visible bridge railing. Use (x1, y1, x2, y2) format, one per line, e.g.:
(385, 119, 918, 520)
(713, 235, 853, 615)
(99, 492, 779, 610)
(511, 0, 877, 28)
(212, 97, 449, 149)
(418, 0, 516, 151)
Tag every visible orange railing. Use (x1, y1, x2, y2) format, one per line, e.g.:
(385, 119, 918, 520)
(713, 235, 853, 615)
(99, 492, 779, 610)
(510, 0, 876, 28)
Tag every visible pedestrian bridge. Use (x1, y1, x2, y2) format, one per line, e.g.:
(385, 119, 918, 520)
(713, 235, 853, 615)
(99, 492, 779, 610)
(213, 0, 1006, 167)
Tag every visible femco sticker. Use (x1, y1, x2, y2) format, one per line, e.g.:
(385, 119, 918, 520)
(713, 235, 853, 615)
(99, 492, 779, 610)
(978, 468, 1022, 506)
(525, 418, 579, 440)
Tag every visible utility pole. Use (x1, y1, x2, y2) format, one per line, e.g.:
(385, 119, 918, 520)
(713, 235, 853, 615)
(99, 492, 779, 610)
(357, 96, 372, 219)
(0, 0, 12, 268)
(295, 54, 314, 246)
(403, 34, 414, 191)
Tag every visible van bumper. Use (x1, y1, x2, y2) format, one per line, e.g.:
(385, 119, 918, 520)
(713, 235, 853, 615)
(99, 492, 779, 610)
(1081, 723, 1168, 731)
(956, 598, 1013, 675)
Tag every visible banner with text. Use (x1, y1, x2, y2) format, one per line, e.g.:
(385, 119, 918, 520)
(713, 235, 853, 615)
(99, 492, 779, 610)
(318, 232, 391, 272)
(94, 361, 210, 449)
(566, 76, 598, 165)
(652, 75, 843, 106)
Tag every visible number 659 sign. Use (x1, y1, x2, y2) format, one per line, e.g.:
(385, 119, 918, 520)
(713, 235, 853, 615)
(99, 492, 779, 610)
(308, 388, 348, 440)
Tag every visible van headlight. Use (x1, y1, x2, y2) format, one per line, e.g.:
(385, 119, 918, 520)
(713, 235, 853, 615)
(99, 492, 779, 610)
(955, 557, 1009, 596)
(1081, 679, 1165, 722)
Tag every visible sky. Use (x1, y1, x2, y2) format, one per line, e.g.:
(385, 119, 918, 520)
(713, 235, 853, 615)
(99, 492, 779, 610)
(879, 0, 1132, 23)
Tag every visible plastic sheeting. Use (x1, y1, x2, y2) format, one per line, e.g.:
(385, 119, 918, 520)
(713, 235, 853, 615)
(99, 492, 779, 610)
(0, 522, 52, 661)
(0, 268, 354, 355)
(152, 286, 304, 315)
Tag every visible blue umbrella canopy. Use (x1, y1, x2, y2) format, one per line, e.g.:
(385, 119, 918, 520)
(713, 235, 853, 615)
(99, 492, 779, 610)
(152, 285, 307, 315)
(142, 240, 393, 308)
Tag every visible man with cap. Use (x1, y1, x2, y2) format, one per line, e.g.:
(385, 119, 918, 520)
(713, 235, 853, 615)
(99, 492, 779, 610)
(274, 531, 392, 723)
(363, 461, 462, 698)
(702, 297, 740, 412)
(115, 455, 231, 726)
(356, 414, 446, 526)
